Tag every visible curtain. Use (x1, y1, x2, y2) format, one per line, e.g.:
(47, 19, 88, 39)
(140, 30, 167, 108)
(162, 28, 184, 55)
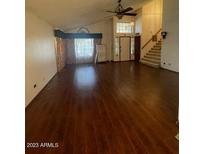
(55, 37, 66, 72)
(65, 38, 102, 64)
(75, 38, 94, 64)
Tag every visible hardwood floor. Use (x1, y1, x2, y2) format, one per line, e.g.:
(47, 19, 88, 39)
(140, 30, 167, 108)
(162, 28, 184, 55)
(26, 62, 179, 154)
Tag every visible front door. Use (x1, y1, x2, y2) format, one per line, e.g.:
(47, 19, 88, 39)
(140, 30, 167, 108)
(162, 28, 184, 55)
(120, 37, 130, 61)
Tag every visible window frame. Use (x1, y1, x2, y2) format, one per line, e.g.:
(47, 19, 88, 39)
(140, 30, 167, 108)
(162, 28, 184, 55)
(116, 22, 134, 34)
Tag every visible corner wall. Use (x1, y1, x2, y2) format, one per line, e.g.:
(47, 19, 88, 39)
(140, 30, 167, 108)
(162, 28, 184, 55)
(161, 0, 179, 72)
(25, 10, 57, 107)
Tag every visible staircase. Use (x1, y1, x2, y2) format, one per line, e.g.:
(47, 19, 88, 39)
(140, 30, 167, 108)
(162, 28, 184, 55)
(140, 40, 161, 68)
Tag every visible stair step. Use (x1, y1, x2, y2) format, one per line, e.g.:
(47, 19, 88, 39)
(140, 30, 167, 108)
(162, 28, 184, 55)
(152, 47, 161, 50)
(147, 53, 161, 57)
(150, 48, 161, 51)
(140, 39, 162, 69)
(142, 58, 160, 64)
(154, 45, 161, 48)
(144, 55, 161, 60)
(140, 60, 160, 68)
(149, 50, 161, 53)
(145, 53, 160, 58)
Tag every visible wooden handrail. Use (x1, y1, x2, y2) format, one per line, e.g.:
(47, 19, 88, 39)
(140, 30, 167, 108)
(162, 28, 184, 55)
(141, 28, 162, 49)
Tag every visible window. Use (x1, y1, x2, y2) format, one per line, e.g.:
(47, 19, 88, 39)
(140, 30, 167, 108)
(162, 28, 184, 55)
(131, 37, 134, 54)
(115, 38, 119, 55)
(116, 22, 134, 33)
(74, 39, 94, 58)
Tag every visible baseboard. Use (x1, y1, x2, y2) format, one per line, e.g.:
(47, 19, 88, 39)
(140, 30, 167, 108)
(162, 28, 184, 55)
(97, 60, 109, 64)
(160, 67, 179, 73)
(25, 71, 57, 110)
(111, 60, 135, 63)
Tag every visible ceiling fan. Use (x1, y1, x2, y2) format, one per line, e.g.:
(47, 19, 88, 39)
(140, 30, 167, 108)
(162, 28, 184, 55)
(106, 0, 137, 19)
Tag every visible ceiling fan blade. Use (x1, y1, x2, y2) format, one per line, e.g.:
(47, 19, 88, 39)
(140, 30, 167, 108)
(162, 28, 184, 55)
(106, 10, 116, 13)
(123, 13, 137, 16)
(120, 7, 133, 13)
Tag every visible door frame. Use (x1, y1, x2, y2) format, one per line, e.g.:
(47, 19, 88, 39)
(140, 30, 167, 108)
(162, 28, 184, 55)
(119, 36, 131, 62)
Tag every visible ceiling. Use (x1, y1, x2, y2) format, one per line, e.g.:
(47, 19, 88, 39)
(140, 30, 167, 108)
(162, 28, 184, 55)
(26, 0, 149, 31)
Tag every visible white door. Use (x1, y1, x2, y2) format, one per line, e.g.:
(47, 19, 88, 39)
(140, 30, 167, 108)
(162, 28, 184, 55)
(120, 37, 130, 61)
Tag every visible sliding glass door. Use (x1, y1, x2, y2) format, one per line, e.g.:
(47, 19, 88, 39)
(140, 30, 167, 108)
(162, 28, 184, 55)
(74, 39, 94, 64)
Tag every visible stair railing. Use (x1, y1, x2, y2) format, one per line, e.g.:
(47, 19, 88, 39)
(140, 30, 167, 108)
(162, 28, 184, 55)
(140, 28, 162, 59)
(141, 29, 162, 49)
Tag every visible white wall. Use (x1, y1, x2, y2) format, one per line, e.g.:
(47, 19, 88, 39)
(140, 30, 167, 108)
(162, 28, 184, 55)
(140, 0, 163, 60)
(25, 10, 57, 107)
(67, 19, 113, 61)
(135, 11, 142, 34)
(141, 0, 163, 46)
(161, 0, 179, 72)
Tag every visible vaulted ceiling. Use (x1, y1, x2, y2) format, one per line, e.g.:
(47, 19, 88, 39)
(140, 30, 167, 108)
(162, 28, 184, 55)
(26, 0, 150, 31)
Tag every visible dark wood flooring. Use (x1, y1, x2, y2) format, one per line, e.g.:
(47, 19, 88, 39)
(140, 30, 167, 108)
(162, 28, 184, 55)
(26, 62, 179, 154)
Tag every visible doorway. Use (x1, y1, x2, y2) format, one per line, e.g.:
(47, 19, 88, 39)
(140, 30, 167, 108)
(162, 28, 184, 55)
(134, 35, 141, 62)
(119, 37, 131, 61)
